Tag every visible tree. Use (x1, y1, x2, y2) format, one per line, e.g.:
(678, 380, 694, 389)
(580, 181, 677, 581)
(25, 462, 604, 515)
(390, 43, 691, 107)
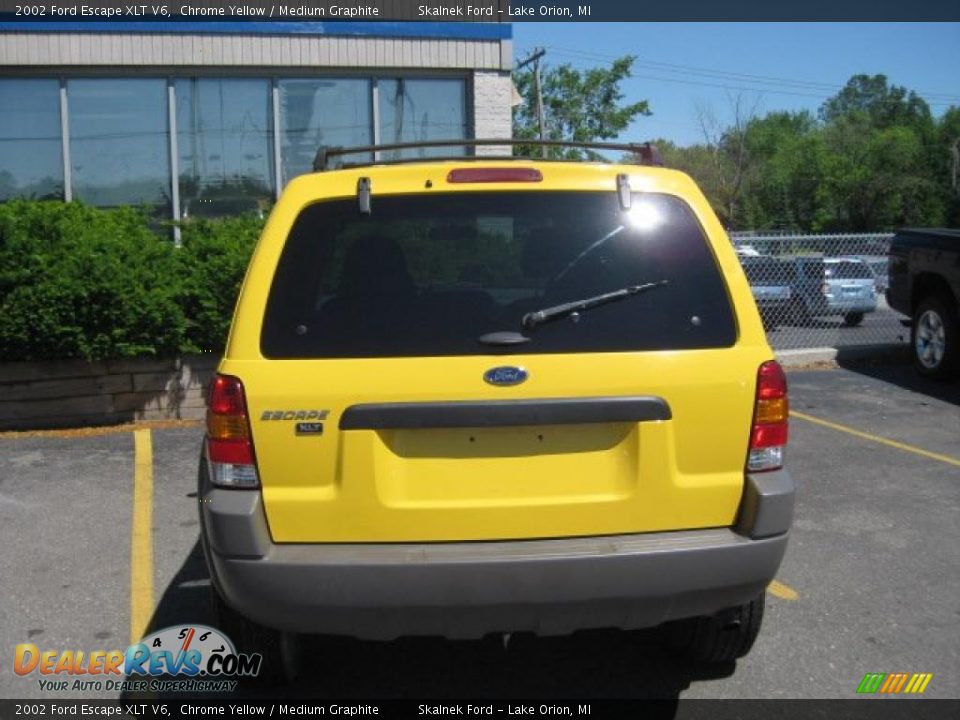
(512, 55, 650, 160)
(650, 95, 761, 229)
(935, 106, 960, 226)
(692, 95, 761, 228)
(652, 140, 727, 220)
(819, 74, 933, 133)
(740, 111, 826, 230)
(817, 114, 943, 231)
(810, 75, 945, 230)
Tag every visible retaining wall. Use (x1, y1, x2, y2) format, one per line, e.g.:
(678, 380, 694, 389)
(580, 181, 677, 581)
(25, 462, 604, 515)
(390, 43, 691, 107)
(0, 355, 219, 431)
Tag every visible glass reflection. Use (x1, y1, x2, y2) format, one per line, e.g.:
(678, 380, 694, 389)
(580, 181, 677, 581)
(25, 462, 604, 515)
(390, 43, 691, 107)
(279, 79, 371, 182)
(0, 79, 63, 201)
(69, 79, 170, 211)
(378, 79, 467, 160)
(176, 78, 274, 219)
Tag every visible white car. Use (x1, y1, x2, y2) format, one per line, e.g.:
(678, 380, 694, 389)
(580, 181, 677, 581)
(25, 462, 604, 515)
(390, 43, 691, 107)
(824, 257, 878, 326)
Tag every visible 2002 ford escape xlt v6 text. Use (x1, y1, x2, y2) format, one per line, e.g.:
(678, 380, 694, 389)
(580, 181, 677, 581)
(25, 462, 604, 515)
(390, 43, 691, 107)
(198, 139, 794, 680)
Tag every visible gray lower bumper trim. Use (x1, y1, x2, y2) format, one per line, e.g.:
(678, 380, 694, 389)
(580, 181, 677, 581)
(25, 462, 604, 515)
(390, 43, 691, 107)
(199, 461, 794, 640)
(736, 470, 795, 539)
(209, 529, 788, 640)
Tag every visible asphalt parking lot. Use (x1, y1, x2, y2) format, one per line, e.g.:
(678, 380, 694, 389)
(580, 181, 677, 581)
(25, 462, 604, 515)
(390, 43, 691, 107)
(1, 361, 957, 700)
(768, 302, 907, 351)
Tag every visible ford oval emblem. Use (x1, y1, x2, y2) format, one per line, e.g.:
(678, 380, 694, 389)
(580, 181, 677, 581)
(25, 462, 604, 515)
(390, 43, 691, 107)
(484, 366, 528, 387)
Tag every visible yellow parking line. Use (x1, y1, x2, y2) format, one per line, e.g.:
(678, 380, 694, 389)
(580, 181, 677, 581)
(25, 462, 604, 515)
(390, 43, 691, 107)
(791, 411, 960, 468)
(767, 580, 799, 601)
(130, 429, 155, 644)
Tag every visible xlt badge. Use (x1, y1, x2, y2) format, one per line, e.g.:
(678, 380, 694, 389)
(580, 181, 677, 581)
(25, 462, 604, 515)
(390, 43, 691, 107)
(295, 423, 324, 436)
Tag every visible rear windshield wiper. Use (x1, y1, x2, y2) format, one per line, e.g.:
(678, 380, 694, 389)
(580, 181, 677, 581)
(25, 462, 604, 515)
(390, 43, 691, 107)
(521, 280, 669, 331)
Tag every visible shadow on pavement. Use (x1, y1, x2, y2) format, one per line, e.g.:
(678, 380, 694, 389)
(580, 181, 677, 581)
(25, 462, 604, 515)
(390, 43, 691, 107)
(124, 538, 735, 705)
(836, 353, 960, 406)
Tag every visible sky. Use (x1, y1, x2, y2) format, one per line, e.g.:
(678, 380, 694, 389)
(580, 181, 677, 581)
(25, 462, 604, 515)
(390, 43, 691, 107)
(511, 23, 960, 147)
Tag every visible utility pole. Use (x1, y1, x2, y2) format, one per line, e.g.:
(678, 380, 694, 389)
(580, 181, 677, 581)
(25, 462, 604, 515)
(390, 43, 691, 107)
(516, 48, 547, 157)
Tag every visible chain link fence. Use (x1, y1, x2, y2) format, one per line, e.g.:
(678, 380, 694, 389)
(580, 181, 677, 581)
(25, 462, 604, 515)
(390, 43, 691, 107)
(728, 232, 908, 351)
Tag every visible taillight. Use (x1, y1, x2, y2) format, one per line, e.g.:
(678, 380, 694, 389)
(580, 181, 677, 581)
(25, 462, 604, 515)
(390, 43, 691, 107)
(747, 361, 788, 472)
(206, 374, 259, 488)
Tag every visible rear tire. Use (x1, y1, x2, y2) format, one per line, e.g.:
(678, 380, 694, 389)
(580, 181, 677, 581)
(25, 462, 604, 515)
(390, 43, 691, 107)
(662, 592, 765, 664)
(842, 311, 864, 327)
(912, 295, 958, 379)
(210, 588, 302, 686)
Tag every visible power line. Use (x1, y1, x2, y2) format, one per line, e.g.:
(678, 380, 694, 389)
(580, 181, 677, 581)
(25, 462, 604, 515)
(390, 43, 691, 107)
(539, 45, 960, 102)
(547, 45, 960, 101)
(522, 45, 960, 107)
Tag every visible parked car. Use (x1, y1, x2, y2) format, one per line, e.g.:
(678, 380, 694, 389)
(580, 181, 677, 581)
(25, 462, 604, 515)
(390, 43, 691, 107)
(887, 228, 960, 378)
(734, 243, 762, 257)
(778, 255, 829, 324)
(198, 139, 794, 681)
(739, 255, 792, 328)
(823, 257, 878, 326)
(859, 255, 891, 295)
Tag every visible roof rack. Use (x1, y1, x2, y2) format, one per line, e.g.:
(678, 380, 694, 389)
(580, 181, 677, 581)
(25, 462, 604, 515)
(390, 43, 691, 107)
(312, 139, 664, 172)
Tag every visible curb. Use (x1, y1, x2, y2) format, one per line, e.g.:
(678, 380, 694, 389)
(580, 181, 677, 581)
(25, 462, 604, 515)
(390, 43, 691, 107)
(776, 344, 910, 368)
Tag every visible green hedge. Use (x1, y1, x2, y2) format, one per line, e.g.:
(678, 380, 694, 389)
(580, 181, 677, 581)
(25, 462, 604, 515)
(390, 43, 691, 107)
(0, 200, 263, 362)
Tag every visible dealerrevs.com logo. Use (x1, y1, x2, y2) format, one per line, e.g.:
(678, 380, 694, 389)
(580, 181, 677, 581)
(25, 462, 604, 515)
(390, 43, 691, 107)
(14, 625, 262, 693)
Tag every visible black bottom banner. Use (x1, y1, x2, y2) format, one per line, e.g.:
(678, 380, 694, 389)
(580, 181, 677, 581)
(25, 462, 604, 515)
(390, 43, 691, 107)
(1, 700, 958, 720)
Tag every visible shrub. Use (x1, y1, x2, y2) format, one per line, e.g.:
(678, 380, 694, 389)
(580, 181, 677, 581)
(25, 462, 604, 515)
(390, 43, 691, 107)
(0, 200, 262, 362)
(176, 215, 263, 354)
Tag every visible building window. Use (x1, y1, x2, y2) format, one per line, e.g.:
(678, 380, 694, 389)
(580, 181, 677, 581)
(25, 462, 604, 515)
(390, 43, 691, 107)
(1, 74, 472, 215)
(176, 78, 274, 219)
(68, 79, 170, 212)
(0, 79, 63, 201)
(278, 79, 372, 184)
(378, 79, 468, 159)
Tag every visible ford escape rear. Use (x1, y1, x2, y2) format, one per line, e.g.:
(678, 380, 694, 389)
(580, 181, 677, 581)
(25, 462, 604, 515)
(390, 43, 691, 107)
(198, 140, 794, 675)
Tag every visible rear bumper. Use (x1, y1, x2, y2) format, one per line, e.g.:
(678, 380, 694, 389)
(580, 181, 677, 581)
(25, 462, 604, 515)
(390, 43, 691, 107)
(824, 297, 877, 313)
(200, 470, 794, 640)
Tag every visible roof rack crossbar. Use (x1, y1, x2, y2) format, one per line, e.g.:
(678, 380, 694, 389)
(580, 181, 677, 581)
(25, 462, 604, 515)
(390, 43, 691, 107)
(313, 139, 663, 171)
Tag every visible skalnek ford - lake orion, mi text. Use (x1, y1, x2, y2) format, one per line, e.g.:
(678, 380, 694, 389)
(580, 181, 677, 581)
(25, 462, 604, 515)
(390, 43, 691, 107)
(419, 4, 591, 16)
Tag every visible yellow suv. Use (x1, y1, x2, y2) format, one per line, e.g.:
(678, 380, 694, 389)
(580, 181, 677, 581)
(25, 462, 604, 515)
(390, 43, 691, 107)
(199, 140, 793, 675)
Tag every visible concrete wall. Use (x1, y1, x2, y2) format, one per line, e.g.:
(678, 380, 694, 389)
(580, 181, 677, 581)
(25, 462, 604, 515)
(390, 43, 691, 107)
(472, 70, 514, 153)
(0, 356, 218, 431)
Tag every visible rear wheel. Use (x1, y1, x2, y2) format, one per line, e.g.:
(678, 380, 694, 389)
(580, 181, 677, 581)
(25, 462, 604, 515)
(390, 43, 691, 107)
(210, 588, 302, 686)
(842, 311, 864, 327)
(912, 295, 958, 379)
(662, 592, 765, 664)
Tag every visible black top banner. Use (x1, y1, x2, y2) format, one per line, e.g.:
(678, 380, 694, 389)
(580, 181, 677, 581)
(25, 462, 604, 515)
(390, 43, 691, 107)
(0, 0, 958, 22)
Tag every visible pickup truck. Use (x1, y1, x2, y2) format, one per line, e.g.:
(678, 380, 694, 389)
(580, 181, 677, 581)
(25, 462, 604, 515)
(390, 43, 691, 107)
(887, 228, 960, 378)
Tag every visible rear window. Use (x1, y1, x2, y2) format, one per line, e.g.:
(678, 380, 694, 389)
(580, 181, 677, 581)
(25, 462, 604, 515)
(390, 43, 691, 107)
(261, 191, 736, 358)
(741, 258, 786, 285)
(826, 261, 871, 280)
(868, 259, 888, 275)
